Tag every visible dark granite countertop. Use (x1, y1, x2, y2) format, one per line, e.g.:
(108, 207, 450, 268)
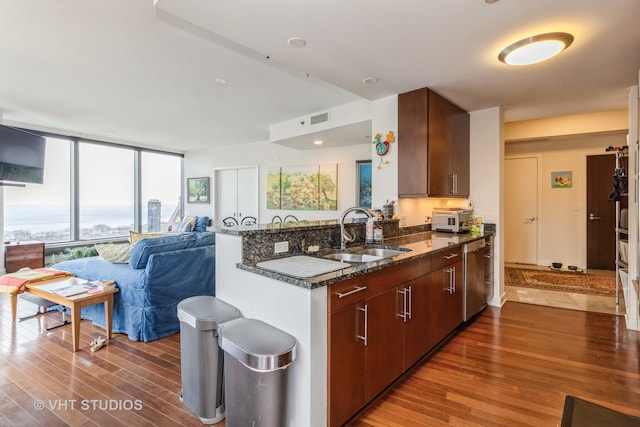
(236, 231, 492, 290)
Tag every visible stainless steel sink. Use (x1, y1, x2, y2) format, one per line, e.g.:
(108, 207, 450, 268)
(323, 253, 384, 263)
(323, 247, 411, 263)
(354, 248, 410, 258)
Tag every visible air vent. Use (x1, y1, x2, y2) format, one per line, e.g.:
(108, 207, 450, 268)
(310, 112, 329, 125)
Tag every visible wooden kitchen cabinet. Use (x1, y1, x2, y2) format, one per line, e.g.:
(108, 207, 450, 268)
(428, 246, 464, 346)
(328, 257, 432, 426)
(4, 241, 44, 273)
(398, 87, 470, 198)
(401, 273, 433, 369)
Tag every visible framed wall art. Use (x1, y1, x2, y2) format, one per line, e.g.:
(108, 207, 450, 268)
(187, 177, 210, 203)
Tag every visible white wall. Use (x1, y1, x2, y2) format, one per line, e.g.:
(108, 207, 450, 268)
(184, 148, 215, 219)
(211, 140, 371, 223)
(470, 107, 504, 307)
(371, 95, 399, 210)
(505, 132, 627, 269)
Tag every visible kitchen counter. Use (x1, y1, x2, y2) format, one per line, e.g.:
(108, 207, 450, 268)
(234, 231, 490, 289)
(213, 223, 494, 426)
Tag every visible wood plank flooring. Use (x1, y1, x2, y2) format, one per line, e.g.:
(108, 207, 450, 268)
(350, 302, 640, 426)
(2, 295, 639, 426)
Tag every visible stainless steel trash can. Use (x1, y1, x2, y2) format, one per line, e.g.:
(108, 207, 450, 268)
(218, 318, 297, 427)
(177, 296, 242, 424)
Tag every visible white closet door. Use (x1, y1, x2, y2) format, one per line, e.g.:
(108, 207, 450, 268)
(237, 167, 257, 221)
(216, 168, 239, 225)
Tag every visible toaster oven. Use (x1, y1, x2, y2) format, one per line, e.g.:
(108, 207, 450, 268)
(432, 208, 472, 233)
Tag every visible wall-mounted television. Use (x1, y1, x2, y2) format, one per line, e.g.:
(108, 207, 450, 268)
(0, 125, 46, 184)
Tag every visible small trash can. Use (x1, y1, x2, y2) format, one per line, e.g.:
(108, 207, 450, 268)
(177, 296, 242, 424)
(218, 318, 297, 427)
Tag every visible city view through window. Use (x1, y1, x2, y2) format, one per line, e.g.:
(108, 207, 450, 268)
(3, 137, 182, 243)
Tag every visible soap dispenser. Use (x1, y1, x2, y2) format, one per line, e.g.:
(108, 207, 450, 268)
(366, 217, 375, 244)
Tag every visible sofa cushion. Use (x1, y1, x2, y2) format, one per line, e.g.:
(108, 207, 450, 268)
(176, 216, 197, 232)
(130, 231, 172, 244)
(95, 242, 133, 263)
(128, 232, 215, 269)
(194, 216, 210, 232)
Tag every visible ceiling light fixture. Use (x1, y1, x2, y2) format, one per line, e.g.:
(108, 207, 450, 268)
(313, 140, 323, 146)
(498, 32, 574, 66)
(215, 78, 228, 85)
(362, 77, 378, 85)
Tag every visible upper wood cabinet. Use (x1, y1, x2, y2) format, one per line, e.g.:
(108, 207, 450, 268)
(398, 88, 470, 198)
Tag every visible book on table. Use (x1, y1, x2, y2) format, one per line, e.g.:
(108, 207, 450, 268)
(37, 277, 104, 297)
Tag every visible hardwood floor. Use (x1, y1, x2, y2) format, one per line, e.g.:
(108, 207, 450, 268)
(2, 296, 639, 426)
(351, 303, 640, 426)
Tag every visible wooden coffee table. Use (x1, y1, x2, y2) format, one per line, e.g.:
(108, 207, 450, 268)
(25, 278, 118, 352)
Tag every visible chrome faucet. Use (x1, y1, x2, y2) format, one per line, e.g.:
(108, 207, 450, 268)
(340, 207, 373, 250)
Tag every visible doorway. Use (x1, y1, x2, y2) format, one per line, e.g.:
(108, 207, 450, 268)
(505, 156, 538, 265)
(586, 154, 617, 270)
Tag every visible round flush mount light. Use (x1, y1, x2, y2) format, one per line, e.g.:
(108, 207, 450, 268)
(215, 78, 228, 85)
(288, 37, 307, 48)
(498, 32, 574, 66)
(362, 77, 378, 85)
(313, 140, 323, 146)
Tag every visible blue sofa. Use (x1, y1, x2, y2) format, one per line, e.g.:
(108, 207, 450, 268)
(51, 231, 216, 342)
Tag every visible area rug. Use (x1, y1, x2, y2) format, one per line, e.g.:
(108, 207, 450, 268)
(505, 267, 616, 296)
(561, 395, 640, 426)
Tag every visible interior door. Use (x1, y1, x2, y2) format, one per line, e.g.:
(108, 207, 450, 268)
(505, 157, 538, 264)
(586, 154, 617, 270)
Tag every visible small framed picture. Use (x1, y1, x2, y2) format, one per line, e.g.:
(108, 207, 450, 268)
(187, 177, 210, 203)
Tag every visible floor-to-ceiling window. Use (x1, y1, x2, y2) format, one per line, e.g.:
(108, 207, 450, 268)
(3, 137, 71, 242)
(3, 132, 183, 244)
(141, 151, 182, 233)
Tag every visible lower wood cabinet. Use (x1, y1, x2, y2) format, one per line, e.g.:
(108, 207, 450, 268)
(428, 259, 464, 346)
(328, 255, 441, 426)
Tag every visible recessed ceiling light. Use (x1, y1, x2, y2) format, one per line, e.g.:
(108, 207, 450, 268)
(288, 37, 307, 48)
(215, 78, 228, 85)
(362, 77, 378, 85)
(313, 140, 323, 145)
(498, 32, 574, 65)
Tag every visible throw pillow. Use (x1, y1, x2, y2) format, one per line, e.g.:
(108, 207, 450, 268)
(95, 243, 133, 263)
(194, 216, 210, 232)
(129, 231, 170, 244)
(176, 216, 197, 232)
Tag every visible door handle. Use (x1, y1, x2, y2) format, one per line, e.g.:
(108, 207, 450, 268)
(589, 213, 601, 220)
(525, 217, 536, 223)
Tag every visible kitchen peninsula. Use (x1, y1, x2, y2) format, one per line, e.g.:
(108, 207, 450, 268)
(214, 220, 492, 426)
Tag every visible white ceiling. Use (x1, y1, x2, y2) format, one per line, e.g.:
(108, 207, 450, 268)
(0, 0, 638, 152)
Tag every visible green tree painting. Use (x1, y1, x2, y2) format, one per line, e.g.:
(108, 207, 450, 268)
(266, 164, 337, 210)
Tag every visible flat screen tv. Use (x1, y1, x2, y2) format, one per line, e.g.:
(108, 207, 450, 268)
(0, 125, 46, 184)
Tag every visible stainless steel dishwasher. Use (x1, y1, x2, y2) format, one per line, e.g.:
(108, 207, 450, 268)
(463, 238, 487, 321)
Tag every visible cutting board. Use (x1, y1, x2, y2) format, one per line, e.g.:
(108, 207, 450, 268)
(256, 255, 351, 278)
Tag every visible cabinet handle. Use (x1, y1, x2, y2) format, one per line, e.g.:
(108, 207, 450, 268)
(357, 304, 368, 346)
(453, 174, 458, 194)
(443, 253, 459, 260)
(444, 267, 455, 294)
(407, 286, 413, 320)
(484, 254, 493, 259)
(397, 288, 407, 322)
(336, 285, 367, 299)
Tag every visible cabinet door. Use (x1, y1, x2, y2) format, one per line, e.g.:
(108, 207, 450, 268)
(452, 107, 470, 197)
(364, 287, 404, 402)
(398, 88, 429, 196)
(216, 169, 239, 224)
(402, 275, 432, 370)
(427, 269, 451, 347)
(236, 167, 257, 220)
(448, 260, 464, 330)
(427, 90, 454, 197)
(329, 304, 365, 427)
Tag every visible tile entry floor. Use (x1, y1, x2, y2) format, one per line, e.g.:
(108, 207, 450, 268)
(504, 263, 625, 316)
